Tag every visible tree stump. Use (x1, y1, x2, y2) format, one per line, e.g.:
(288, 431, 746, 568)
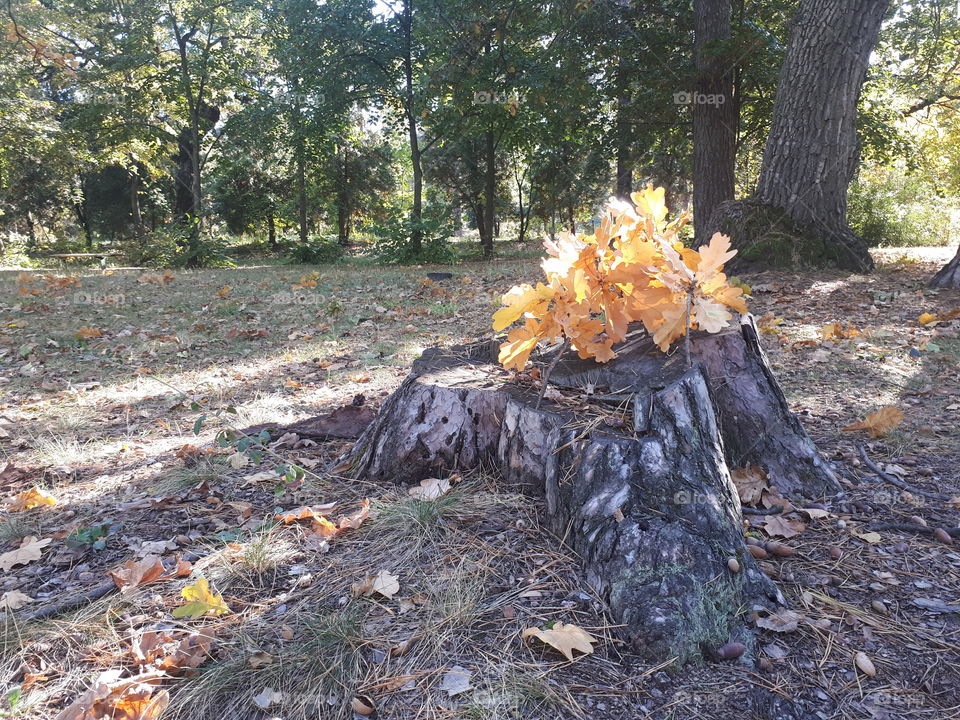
(340, 317, 837, 663)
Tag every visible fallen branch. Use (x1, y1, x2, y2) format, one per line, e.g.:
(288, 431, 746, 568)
(868, 522, 960, 538)
(857, 446, 954, 501)
(23, 581, 116, 622)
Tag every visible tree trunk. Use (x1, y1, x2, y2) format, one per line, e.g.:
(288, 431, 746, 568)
(734, 0, 888, 271)
(930, 245, 960, 288)
(339, 316, 838, 663)
(402, 0, 423, 256)
(130, 170, 145, 238)
(693, 0, 737, 246)
(614, 58, 633, 201)
(75, 174, 93, 251)
(267, 213, 278, 250)
(481, 130, 496, 257)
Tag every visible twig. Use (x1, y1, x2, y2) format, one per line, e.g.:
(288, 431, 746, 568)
(742, 505, 784, 516)
(857, 445, 954, 501)
(684, 288, 693, 368)
(23, 582, 116, 622)
(535, 339, 570, 409)
(868, 522, 960, 537)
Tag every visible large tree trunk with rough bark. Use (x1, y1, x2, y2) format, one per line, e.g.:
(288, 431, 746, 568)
(711, 0, 888, 272)
(692, 0, 737, 246)
(931, 245, 960, 288)
(338, 317, 838, 664)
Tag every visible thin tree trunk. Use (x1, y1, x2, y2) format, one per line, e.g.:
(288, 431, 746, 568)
(693, 0, 737, 246)
(75, 174, 93, 251)
(752, 0, 888, 270)
(614, 58, 633, 201)
(481, 129, 496, 256)
(267, 213, 278, 250)
(402, 0, 423, 255)
(130, 170, 145, 238)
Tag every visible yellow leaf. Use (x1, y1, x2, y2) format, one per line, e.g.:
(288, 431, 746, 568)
(694, 233, 737, 282)
(842, 406, 904, 437)
(652, 304, 688, 351)
(918, 312, 937, 325)
(498, 319, 545, 371)
(631, 185, 668, 226)
(173, 578, 229, 618)
(492, 283, 546, 331)
(521, 622, 596, 661)
(8, 486, 57, 511)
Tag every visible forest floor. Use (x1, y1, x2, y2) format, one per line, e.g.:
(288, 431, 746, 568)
(0, 246, 958, 720)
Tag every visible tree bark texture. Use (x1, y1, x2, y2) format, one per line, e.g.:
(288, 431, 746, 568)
(693, 0, 737, 246)
(748, 0, 889, 271)
(339, 317, 838, 663)
(931, 245, 960, 288)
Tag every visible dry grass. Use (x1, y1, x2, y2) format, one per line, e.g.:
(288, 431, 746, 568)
(1, 250, 958, 719)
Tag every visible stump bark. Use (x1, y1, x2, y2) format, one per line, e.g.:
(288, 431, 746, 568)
(340, 316, 837, 663)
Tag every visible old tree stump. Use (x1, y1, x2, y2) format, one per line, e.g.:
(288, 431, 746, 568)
(339, 316, 839, 664)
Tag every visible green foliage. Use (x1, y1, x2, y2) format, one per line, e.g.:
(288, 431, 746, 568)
(370, 211, 455, 265)
(283, 237, 344, 264)
(849, 170, 958, 247)
(65, 523, 110, 550)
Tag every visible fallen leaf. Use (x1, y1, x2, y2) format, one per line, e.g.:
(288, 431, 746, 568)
(353, 570, 400, 599)
(172, 578, 229, 618)
(75, 326, 103, 340)
(842, 406, 904, 437)
(408, 477, 451, 501)
(8, 486, 57, 511)
(54, 671, 168, 720)
(109, 555, 191, 592)
(760, 514, 807, 539)
(854, 531, 882, 544)
(756, 608, 805, 633)
(521, 622, 596, 661)
(730, 465, 769, 505)
(226, 451, 248, 469)
(918, 312, 937, 325)
(338, 499, 371, 531)
(252, 687, 283, 710)
(0, 590, 34, 610)
(439, 666, 473, 697)
(0, 536, 51, 572)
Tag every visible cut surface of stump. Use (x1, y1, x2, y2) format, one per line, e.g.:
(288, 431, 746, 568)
(341, 317, 833, 663)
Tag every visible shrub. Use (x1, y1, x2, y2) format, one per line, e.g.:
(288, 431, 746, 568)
(369, 211, 455, 265)
(283, 236, 344, 265)
(848, 171, 957, 247)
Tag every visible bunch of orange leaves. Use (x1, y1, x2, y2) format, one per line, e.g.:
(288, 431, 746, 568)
(492, 186, 748, 371)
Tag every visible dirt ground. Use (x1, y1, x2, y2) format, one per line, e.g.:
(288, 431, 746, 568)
(0, 246, 958, 719)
